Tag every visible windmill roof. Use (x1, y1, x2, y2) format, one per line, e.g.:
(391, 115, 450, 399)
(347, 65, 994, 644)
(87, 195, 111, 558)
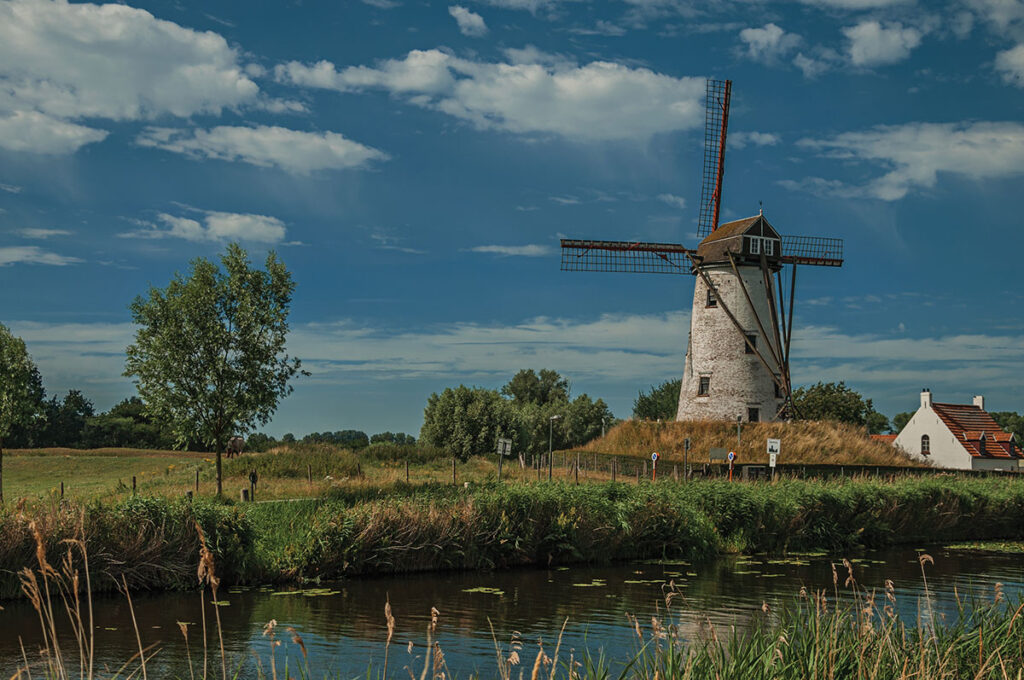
(699, 216, 760, 245)
(931, 402, 1019, 459)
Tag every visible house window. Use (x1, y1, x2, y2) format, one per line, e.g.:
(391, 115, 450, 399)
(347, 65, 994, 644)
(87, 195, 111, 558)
(747, 407, 760, 422)
(698, 376, 710, 395)
(745, 333, 757, 354)
(749, 236, 761, 255)
(921, 434, 930, 455)
(706, 288, 717, 308)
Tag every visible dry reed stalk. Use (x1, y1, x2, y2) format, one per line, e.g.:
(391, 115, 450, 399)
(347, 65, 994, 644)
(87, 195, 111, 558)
(263, 619, 280, 680)
(384, 598, 395, 679)
(195, 521, 226, 680)
(548, 618, 568, 680)
(120, 575, 148, 680)
(178, 622, 195, 680)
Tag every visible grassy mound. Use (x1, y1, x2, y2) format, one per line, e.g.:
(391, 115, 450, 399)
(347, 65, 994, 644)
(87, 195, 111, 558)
(577, 419, 919, 466)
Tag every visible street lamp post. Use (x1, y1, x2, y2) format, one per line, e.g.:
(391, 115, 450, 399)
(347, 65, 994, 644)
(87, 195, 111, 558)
(602, 415, 609, 438)
(549, 414, 561, 481)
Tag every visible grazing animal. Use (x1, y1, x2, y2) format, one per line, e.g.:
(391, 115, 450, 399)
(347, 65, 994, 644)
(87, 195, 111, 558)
(226, 436, 245, 458)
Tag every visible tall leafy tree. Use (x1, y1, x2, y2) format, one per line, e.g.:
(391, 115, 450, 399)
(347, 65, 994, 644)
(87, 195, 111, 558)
(501, 369, 569, 406)
(892, 411, 914, 434)
(0, 324, 43, 502)
(125, 243, 304, 496)
(633, 379, 681, 421)
(792, 381, 889, 434)
(420, 385, 518, 460)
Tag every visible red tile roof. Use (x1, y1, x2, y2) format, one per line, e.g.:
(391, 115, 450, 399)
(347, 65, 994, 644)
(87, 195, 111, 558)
(931, 402, 1020, 459)
(871, 434, 897, 444)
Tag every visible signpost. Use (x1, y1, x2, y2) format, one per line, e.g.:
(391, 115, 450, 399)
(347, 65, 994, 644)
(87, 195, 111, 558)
(767, 438, 780, 480)
(727, 450, 736, 482)
(651, 451, 660, 481)
(497, 438, 512, 481)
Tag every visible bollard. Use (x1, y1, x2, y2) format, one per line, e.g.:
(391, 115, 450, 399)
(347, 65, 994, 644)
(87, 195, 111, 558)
(132, 476, 137, 493)
(497, 454, 502, 482)
(240, 488, 249, 502)
(452, 456, 457, 485)
(186, 490, 193, 501)
(307, 463, 312, 487)
(195, 469, 199, 493)
(406, 460, 410, 484)
(61, 481, 64, 498)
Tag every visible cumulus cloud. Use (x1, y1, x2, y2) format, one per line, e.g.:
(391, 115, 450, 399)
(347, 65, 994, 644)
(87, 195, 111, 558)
(996, 44, 1024, 85)
(0, 0, 263, 154)
(120, 210, 288, 243)
(274, 49, 705, 142)
(786, 121, 1024, 200)
(0, 110, 108, 154)
(468, 244, 554, 256)
(449, 5, 488, 36)
(0, 246, 82, 266)
(797, 0, 913, 7)
(739, 23, 801, 62)
(136, 125, 388, 174)
(17, 228, 72, 239)
(656, 193, 687, 209)
(843, 20, 923, 66)
(730, 131, 780, 149)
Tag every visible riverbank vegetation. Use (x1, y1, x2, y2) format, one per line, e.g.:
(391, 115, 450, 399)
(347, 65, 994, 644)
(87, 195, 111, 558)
(4, 475, 1024, 599)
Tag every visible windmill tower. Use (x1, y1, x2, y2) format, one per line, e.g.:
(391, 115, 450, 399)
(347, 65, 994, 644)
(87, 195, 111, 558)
(560, 79, 844, 422)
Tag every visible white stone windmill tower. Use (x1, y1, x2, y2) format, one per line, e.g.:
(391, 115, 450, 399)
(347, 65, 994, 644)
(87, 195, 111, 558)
(560, 79, 844, 422)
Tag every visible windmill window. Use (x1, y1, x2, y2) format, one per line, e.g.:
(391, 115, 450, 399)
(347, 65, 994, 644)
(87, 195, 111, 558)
(763, 238, 775, 256)
(747, 407, 760, 422)
(921, 434, 930, 455)
(698, 376, 710, 395)
(706, 288, 718, 307)
(774, 380, 783, 398)
(749, 237, 761, 255)
(745, 334, 757, 354)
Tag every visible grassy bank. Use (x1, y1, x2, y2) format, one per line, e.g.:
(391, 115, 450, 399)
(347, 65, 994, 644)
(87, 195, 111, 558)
(581, 419, 918, 466)
(4, 475, 1024, 599)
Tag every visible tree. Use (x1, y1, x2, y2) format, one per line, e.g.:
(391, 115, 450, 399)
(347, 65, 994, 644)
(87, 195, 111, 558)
(792, 381, 889, 434)
(420, 386, 518, 460)
(991, 411, 1024, 447)
(0, 324, 43, 502)
(501, 369, 568, 406)
(38, 390, 94, 448)
(633, 379, 681, 421)
(892, 411, 914, 433)
(125, 243, 304, 496)
(371, 432, 416, 445)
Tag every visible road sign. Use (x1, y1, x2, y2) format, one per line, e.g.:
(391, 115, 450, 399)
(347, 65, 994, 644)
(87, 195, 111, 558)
(651, 451, 660, 462)
(727, 451, 736, 462)
(497, 438, 512, 456)
(769, 452, 778, 468)
(767, 438, 780, 455)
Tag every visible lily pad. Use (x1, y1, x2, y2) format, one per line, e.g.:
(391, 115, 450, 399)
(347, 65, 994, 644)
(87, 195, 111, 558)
(463, 586, 505, 595)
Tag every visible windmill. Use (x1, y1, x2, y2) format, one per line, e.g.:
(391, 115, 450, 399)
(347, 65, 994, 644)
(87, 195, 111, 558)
(560, 79, 843, 423)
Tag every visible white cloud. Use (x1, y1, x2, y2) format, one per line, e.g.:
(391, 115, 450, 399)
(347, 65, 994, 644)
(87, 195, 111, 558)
(0, 246, 82, 266)
(656, 193, 687, 209)
(996, 43, 1024, 85)
(17, 228, 72, 239)
(789, 121, 1024, 200)
(730, 131, 781, 149)
(0, 183, 23, 194)
(120, 210, 287, 243)
(842, 21, 923, 66)
(472, 0, 563, 13)
(275, 49, 705, 142)
(570, 20, 627, 36)
(136, 125, 388, 174)
(739, 23, 801, 62)
(449, 5, 489, 36)
(793, 52, 833, 78)
(0, 0, 261, 154)
(363, 0, 401, 7)
(468, 244, 554, 256)
(0, 110, 108, 154)
(967, 0, 1024, 39)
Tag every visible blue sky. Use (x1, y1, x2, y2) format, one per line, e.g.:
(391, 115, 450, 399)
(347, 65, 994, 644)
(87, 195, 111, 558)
(2, 0, 1023, 437)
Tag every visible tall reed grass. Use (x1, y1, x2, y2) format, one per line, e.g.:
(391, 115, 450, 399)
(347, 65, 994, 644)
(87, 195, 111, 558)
(4, 476, 1024, 597)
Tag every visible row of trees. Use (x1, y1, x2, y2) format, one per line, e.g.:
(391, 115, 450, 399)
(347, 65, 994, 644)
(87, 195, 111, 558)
(419, 369, 614, 460)
(246, 430, 417, 452)
(634, 379, 898, 435)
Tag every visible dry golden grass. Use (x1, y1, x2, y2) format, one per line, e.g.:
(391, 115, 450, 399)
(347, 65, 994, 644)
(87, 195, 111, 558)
(575, 419, 922, 467)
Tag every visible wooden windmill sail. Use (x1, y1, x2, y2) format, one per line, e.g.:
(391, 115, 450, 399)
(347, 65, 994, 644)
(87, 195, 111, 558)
(560, 79, 843, 422)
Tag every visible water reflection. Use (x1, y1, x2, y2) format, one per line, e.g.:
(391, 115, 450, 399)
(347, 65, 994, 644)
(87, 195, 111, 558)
(3, 547, 1021, 678)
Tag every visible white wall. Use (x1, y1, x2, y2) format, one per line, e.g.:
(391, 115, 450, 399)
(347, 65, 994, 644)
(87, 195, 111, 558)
(677, 263, 784, 422)
(894, 404, 973, 470)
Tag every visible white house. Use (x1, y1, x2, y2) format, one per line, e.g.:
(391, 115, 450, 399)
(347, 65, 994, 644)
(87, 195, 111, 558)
(893, 389, 1020, 471)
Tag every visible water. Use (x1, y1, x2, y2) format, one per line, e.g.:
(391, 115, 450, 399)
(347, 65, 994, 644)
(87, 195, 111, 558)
(4, 547, 1022, 678)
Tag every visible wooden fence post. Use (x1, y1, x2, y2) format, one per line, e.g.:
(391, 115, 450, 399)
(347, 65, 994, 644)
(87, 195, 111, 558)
(406, 460, 410, 484)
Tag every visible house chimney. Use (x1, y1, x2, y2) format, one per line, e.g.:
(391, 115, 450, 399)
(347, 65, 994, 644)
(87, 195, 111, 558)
(921, 389, 932, 409)
(973, 395, 985, 410)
